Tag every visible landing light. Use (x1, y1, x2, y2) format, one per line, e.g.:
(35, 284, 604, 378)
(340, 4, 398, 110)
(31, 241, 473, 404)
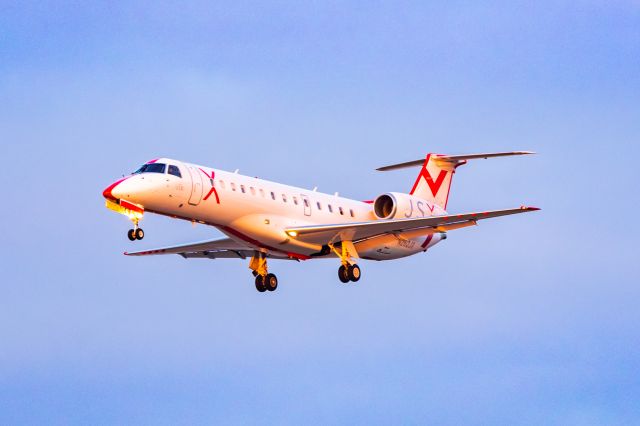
(286, 231, 298, 237)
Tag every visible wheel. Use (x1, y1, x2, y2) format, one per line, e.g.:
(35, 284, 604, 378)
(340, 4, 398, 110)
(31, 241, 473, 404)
(255, 275, 266, 292)
(348, 264, 361, 282)
(265, 273, 278, 292)
(338, 265, 350, 283)
(127, 229, 136, 241)
(135, 228, 144, 240)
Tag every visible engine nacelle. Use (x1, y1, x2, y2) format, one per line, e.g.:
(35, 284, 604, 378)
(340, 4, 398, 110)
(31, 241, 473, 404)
(373, 192, 444, 220)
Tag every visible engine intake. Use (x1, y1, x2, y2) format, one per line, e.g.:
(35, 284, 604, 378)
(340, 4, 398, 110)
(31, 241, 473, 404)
(373, 193, 398, 220)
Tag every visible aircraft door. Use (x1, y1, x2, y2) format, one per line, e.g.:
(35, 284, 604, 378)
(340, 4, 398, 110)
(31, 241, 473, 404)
(301, 194, 311, 216)
(187, 166, 203, 205)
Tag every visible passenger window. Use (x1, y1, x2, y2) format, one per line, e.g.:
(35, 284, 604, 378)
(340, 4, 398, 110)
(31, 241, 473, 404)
(304, 199, 310, 208)
(231, 182, 236, 191)
(293, 196, 299, 205)
(240, 185, 246, 193)
(271, 191, 276, 200)
(282, 194, 287, 203)
(316, 202, 322, 210)
(350, 209, 355, 217)
(328, 204, 333, 213)
(168, 165, 182, 178)
(219, 180, 225, 190)
(339, 207, 344, 215)
(250, 187, 256, 196)
(259, 189, 265, 198)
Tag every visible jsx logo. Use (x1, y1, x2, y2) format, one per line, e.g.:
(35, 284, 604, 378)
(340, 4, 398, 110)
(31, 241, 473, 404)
(410, 159, 448, 197)
(199, 168, 220, 204)
(404, 199, 436, 218)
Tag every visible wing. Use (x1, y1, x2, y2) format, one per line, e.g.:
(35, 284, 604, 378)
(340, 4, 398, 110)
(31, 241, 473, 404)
(285, 206, 540, 245)
(124, 237, 293, 260)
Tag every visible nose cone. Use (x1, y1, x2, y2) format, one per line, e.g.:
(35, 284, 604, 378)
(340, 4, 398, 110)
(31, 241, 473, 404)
(103, 177, 128, 201)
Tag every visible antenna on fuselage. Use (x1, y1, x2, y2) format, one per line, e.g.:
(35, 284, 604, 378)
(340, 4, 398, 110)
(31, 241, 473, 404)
(234, 169, 240, 174)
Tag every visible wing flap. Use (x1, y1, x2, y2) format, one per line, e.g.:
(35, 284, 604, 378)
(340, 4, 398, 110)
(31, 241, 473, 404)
(285, 206, 540, 244)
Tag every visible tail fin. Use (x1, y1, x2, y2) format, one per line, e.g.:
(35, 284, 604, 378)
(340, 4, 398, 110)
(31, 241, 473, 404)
(377, 151, 535, 209)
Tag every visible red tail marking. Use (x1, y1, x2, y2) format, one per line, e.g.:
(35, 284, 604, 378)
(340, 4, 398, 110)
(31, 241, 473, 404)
(409, 155, 448, 197)
(199, 168, 220, 204)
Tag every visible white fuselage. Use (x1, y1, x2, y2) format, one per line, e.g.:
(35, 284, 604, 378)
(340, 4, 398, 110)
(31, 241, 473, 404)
(104, 158, 446, 261)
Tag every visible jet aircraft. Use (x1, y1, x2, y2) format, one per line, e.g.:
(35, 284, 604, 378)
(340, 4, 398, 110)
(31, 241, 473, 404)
(103, 151, 538, 292)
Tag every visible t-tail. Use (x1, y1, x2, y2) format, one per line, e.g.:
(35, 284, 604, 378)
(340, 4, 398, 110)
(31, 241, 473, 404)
(377, 151, 535, 209)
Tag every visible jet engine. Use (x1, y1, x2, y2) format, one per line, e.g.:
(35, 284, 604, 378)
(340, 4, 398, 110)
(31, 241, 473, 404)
(373, 192, 443, 220)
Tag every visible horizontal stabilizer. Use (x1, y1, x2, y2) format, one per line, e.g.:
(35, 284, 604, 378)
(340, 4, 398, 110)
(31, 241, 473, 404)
(377, 151, 535, 171)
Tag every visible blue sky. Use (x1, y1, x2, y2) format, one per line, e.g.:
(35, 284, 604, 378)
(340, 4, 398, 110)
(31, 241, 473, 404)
(1, 1, 639, 424)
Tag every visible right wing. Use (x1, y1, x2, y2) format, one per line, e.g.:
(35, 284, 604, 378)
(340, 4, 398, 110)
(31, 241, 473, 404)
(124, 237, 292, 260)
(285, 206, 540, 245)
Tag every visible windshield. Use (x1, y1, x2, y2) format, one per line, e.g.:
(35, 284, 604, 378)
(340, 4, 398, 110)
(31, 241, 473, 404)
(133, 163, 166, 174)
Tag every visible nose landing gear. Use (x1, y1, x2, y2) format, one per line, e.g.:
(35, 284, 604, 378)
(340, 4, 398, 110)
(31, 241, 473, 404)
(105, 199, 145, 242)
(126, 216, 144, 241)
(250, 252, 278, 293)
(127, 227, 145, 241)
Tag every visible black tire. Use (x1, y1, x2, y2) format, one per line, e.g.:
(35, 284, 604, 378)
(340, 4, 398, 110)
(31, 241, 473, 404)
(255, 275, 266, 292)
(135, 228, 144, 240)
(265, 273, 278, 291)
(348, 264, 361, 282)
(127, 229, 136, 241)
(338, 265, 350, 283)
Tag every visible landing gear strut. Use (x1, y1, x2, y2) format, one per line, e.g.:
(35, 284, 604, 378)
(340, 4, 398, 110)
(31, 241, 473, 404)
(330, 241, 362, 284)
(250, 252, 278, 293)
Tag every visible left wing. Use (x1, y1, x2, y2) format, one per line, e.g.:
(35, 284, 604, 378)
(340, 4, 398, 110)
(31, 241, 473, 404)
(285, 206, 540, 245)
(124, 237, 292, 260)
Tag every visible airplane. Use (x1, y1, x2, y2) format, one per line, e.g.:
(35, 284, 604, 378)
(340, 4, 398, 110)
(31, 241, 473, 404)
(102, 151, 539, 292)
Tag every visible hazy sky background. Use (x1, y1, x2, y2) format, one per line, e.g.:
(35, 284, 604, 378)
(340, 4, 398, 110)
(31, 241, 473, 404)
(1, 1, 639, 424)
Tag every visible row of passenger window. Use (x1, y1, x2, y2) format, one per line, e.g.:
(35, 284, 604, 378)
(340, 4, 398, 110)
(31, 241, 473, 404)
(218, 180, 355, 217)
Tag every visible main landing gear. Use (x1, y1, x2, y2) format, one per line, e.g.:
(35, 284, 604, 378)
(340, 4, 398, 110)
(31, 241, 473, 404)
(250, 252, 278, 293)
(338, 264, 361, 283)
(330, 241, 362, 284)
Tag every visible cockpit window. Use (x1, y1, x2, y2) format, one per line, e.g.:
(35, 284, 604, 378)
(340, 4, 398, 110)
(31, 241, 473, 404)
(134, 163, 166, 174)
(168, 165, 182, 178)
